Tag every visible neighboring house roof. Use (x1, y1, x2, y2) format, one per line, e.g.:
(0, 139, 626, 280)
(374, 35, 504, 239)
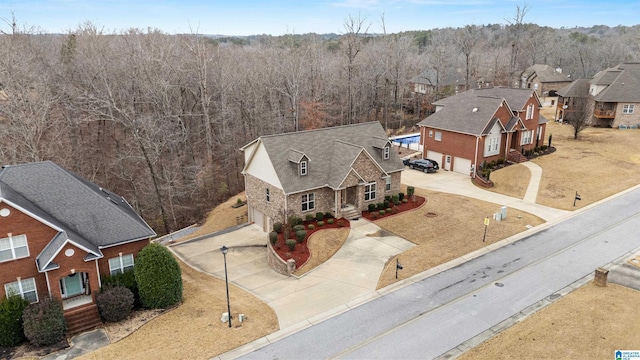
(242, 122, 404, 195)
(522, 64, 572, 84)
(418, 87, 540, 136)
(0, 161, 156, 271)
(409, 72, 434, 86)
(557, 78, 591, 98)
(590, 63, 640, 102)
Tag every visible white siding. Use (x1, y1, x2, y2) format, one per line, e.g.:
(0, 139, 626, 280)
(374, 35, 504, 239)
(245, 143, 283, 189)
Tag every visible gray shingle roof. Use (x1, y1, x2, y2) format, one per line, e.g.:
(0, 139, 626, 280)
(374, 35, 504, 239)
(591, 63, 640, 102)
(250, 122, 404, 194)
(419, 92, 506, 135)
(0, 161, 156, 271)
(522, 64, 572, 83)
(557, 78, 591, 97)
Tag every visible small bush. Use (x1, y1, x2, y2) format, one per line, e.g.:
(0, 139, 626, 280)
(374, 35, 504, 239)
(368, 203, 376, 212)
(402, 198, 408, 203)
(293, 224, 305, 231)
(269, 231, 278, 245)
(398, 192, 404, 201)
(237, 198, 243, 205)
(317, 221, 325, 227)
(97, 285, 134, 322)
(273, 222, 283, 233)
(316, 212, 324, 221)
(392, 206, 399, 214)
(407, 186, 415, 197)
(383, 200, 390, 208)
(377, 202, 385, 210)
(285, 239, 296, 251)
(305, 214, 314, 222)
(386, 208, 392, 214)
(496, 158, 505, 165)
(102, 270, 141, 308)
(391, 194, 399, 205)
(295, 229, 307, 243)
(371, 212, 379, 219)
(327, 218, 334, 224)
(540, 145, 548, 151)
(379, 210, 385, 216)
(337, 220, 345, 227)
(135, 243, 183, 309)
(385, 195, 392, 202)
(0, 295, 29, 347)
(307, 224, 315, 230)
(22, 297, 65, 346)
(325, 212, 334, 219)
(287, 216, 302, 226)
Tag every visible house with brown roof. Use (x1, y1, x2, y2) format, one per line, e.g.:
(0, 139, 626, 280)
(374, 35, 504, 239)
(241, 122, 405, 231)
(0, 161, 156, 333)
(520, 64, 572, 102)
(417, 87, 546, 177)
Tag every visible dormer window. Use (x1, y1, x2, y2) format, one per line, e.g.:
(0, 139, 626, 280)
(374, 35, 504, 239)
(300, 160, 307, 176)
(383, 146, 390, 160)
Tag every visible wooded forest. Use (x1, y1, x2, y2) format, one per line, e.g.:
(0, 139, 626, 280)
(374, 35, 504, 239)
(1, 13, 639, 235)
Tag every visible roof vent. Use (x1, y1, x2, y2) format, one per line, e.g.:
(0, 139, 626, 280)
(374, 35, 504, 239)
(472, 107, 479, 113)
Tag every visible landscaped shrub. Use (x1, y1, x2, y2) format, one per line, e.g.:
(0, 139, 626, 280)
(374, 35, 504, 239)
(392, 206, 399, 214)
(398, 192, 404, 201)
(101, 269, 141, 308)
(135, 243, 182, 309)
(386, 208, 392, 214)
(287, 216, 302, 226)
(327, 218, 334, 224)
(317, 221, 325, 227)
(316, 212, 324, 221)
(379, 210, 385, 216)
(305, 214, 314, 222)
(307, 224, 315, 230)
(96, 285, 134, 322)
(371, 212, 379, 219)
(377, 202, 385, 210)
(273, 222, 283, 233)
(407, 186, 415, 197)
(496, 158, 505, 165)
(0, 295, 29, 347)
(293, 224, 305, 231)
(295, 230, 307, 243)
(325, 212, 334, 219)
(540, 145, 548, 151)
(285, 239, 296, 251)
(402, 198, 408, 203)
(368, 203, 376, 212)
(22, 297, 65, 346)
(337, 220, 345, 227)
(385, 195, 392, 202)
(391, 194, 399, 205)
(269, 231, 278, 245)
(383, 200, 390, 208)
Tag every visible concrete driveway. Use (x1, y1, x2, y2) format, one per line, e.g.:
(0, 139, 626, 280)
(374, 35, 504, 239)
(171, 219, 414, 329)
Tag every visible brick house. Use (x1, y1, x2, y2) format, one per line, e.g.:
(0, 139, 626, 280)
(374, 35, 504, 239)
(241, 122, 405, 231)
(557, 62, 640, 128)
(0, 161, 156, 333)
(417, 87, 547, 177)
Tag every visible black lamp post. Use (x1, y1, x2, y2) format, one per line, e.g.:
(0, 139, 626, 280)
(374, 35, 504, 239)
(574, 191, 581, 207)
(220, 245, 232, 328)
(395, 258, 403, 279)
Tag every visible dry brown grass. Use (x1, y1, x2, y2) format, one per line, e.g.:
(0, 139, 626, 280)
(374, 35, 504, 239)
(78, 260, 278, 360)
(174, 192, 248, 243)
(459, 283, 640, 360)
(376, 187, 544, 289)
(294, 228, 350, 276)
(483, 163, 530, 199)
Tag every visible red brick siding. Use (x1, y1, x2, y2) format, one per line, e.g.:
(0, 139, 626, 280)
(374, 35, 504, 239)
(98, 240, 150, 278)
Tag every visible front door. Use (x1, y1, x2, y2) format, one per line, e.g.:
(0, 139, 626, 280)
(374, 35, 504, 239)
(61, 273, 85, 298)
(444, 155, 452, 171)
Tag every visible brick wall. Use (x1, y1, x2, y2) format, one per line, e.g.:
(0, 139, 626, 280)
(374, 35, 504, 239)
(245, 174, 287, 226)
(612, 102, 640, 128)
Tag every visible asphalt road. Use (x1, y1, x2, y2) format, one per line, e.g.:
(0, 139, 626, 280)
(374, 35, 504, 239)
(237, 187, 640, 360)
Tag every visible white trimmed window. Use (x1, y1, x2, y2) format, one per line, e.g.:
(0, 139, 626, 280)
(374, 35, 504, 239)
(385, 176, 391, 191)
(300, 160, 307, 176)
(364, 182, 376, 201)
(0, 234, 29, 262)
(526, 104, 534, 120)
(109, 254, 134, 275)
(521, 130, 534, 145)
(5, 278, 38, 303)
(383, 146, 390, 160)
(301, 193, 315, 212)
(435, 131, 442, 141)
(623, 104, 635, 114)
(485, 136, 500, 156)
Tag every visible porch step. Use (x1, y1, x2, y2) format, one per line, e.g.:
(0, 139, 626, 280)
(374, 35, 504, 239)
(508, 149, 528, 163)
(64, 303, 102, 335)
(341, 208, 361, 220)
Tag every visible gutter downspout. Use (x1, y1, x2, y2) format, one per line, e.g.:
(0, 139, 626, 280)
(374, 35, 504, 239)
(473, 135, 480, 178)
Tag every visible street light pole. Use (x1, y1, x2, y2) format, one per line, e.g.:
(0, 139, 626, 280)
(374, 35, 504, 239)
(220, 245, 232, 328)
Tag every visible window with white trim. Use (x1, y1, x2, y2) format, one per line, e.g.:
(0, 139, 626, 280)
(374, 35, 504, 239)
(383, 146, 390, 160)
(623, 104, 635, 114)
(485, 136, 500, 156)
(435, 131, 442, 141)
(0, 234, 29, 262)
(526, 104, 534, 120)
(4, 278, 38, 303)
(266, 188, 270, 202)
(364, 182, 376, 201)
(385, 176, 391, 191)
(301, 193, 315, 212)
(300, 160, 307, 176)
(521, 130, 534, 145)
(109, 254, 134, 275)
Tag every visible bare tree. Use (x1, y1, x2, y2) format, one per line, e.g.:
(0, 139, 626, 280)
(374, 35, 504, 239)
(455, 25, 479, 91)
(342, 14, 369, 124)
(505, 3, 529, 86)
(565, 96, 592, 140)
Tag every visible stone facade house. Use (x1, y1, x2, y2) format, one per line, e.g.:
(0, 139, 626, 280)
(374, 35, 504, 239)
(417, 87, 546, 177)
(0, 161, 156, 333)
(241, 122, 405, 231)
(520, 64, 572, 104)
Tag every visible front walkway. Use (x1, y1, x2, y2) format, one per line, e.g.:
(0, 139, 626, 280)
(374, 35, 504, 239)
(170, 219, 414, 329)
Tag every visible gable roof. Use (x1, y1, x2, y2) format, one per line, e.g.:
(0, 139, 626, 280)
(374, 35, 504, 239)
(590, 63, 640, 102)
(522, 64, 572, 83)
(244, 122, 404, 194)
(469, 87, 540, 111)
(0, 161, 156, 271)
(557, 78, 591, 98)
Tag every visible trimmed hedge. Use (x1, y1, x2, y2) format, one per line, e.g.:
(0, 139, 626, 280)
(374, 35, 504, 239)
(305, 214, 314, 222)
(407, 186, 415, 197)
(269, 231, 278, 245)
(315, 212, 324, 221)
(285, 239, 296, 251)
(324, 212, 334, 219)
(22, 297, 65, 346)
(317, 221, 325, 227)
(293, 224, 306, 231)
(307, 224, 315, 230)
(96, 285, 134, 322)
(135, 243, 183, 309)
(295, 229, 307, 243)
(273, 222, 283, 233)
(368, 203, 376, 212)
(0, 295, 29, 346)
(101, 270, 141, 308)
(327, 218, 334, 225)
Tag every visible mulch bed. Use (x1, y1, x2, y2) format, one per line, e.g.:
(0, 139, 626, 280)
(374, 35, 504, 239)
(272, 218, 351, 269)
(361, 195, 426, 221)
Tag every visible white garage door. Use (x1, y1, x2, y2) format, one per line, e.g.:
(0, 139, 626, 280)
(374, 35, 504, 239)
(252, 207, 265, 230)
(453, 157, 472, 176)
(426, 151, 443, 166)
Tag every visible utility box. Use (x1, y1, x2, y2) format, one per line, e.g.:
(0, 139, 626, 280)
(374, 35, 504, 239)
(500, 206, 507, 220)
(220, 312, 230, 322)
(594, 267, 609, 287)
